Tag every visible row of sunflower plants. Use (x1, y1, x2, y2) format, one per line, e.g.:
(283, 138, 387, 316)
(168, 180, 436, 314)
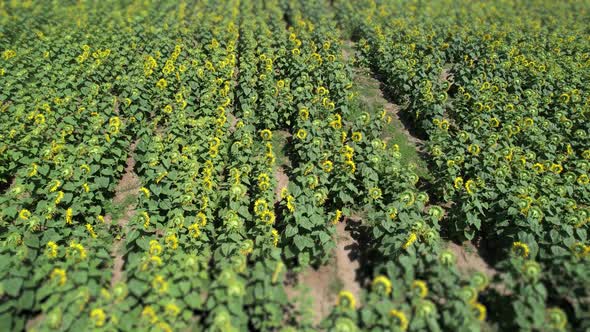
(335, 0, 588, 329)
(0, 0, 183, 330)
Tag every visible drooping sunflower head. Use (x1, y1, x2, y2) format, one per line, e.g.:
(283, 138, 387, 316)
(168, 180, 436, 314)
(465, 179, 477, 195)
(471, 302, 486, 321)
(411, 280, 428, 299)
(470, 271, 489, 291)
(468, 144, 480, 155)
(239, 239, 254, 255)
(399, 190, 415, 207)
(519, 260, 542, 282)
(389, 309, 409, 331)
(333, 317, 358, 332)
(336, 290, 356, 310)
(351, 132, 363, 142)
(90, 308, 106, 327)
(371, 275, 392, 295)
(459, 286, 478, 304)
(415, 299, 436, 318)
(211, 308, 233, 331)
(439, 249, 456, 266)
(428, 205, 444, 221)
(545, 307, 567, 330)
(387, 206, 398, 220)
(453, 177, 464, 190)
(570, 242, 589, 259)
(149, 240, 163, 256)
(512, 241, 530, 258)
(417, 192, 429, 203)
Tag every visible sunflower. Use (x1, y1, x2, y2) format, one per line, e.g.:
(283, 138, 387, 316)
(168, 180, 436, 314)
(546, 308, 567, 330)
(296, 128, 307, 140)
(337, 291, 356, 310)
(50, 268, 67, 286)
(156, 78, 167, 90)
(489, 117, 500, 127)
(165, 302, 181, 317)
(330, 113, 342, 129)
(532, 163, 545, 173)
(428, 205, 444, 221)
(152, 275, 168, 294)
(254, 199, 268, 216)
(271, 229, 280, 248)
(260, 129, 273, 141)
(400, 190, 415, 206)
(321, 160, 333, 173)
(141, 306, 158, 324)
(286, 195, 295, 212)
(522, 260, 541, 282)
(512, 241, 530, 258)
(454, 177, 464, 190)
(402, 233, 418, 250)
(471, 302, 486, 321)
(65, 208, 73, 225)
(411, 280, 428, 298)
(299, 108, 309, 120)
(351, 132, 363, 142)
(389, 310, 409, 331)
(550, 163, 563, 174)
(90, 308, 106, 327)
(468, 144, 480, 155)
(369, 187, 382, 200)
(388, 207, 398, 220)
(344, 160, 356, 174)
(140, 187, 150, 199)
(165, 234, 178, 250)
(570, 242, 589, 259)
(86, 224, 97, 238)
(46, 241, 59, 259)
(578, 174, 589, 185)
(438, 119, 449, 130)
(371, 275, 392, 295)
(331, 210, 342, 225)
(188, 223, 201, 238)
(470, 271, 489, 291)
(19, 209, 31, 220)
(465, 179, 477, 195)
(460, 286, 478, 304)
(260, 210, 275, 225)
(415, 300, 436, 318)
(149, 240, 163, 256)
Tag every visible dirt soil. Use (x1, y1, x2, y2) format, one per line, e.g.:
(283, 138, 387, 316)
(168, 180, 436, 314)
(274, 166, 289, 202)
(109, 140, 140, 287)
(285, 220, 362, 325)
(448, 241, 496, 278)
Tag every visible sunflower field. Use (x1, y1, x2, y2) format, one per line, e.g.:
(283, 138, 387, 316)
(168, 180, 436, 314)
(0, 0, 588, 331)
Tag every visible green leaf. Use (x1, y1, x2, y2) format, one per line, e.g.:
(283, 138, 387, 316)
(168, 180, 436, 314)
(185, 292, 202, 310)
(128, 279, 148, 297)
(17, 290, 35, 310)
(293, 235, 308, 250)
(4, 278, 23, 297)
(23, 233, 40, 248)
